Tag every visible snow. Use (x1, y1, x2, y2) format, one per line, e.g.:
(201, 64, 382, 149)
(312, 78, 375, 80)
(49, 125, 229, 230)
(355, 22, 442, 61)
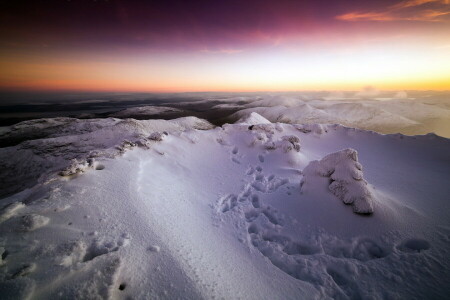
(230, 96, 450, 137)
(0, 115, 449, 299)
(0, 117, 214, 198)
(109, 106, 182, 118)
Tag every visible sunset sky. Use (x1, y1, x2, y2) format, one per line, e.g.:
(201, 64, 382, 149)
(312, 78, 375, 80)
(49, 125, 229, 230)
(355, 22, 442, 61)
(1, 0, 449, 92)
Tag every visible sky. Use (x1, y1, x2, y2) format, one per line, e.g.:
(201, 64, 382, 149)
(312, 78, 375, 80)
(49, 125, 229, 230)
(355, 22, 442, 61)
(0, 0, 449, 92)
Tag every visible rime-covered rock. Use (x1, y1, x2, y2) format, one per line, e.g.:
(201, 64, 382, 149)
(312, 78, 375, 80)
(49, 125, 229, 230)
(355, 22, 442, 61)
(300, 148, 374, 214)
(262, 135, 301, 153)
(295, 124, 327, 134)
(59, 158, 91, 176)
(149, 132, 168, 141)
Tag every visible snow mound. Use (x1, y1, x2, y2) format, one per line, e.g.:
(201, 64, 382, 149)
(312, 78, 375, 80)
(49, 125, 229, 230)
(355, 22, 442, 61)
(109, 105, 182, 118)
(236, 112, 271, 125)
(301, 148, 375, 214)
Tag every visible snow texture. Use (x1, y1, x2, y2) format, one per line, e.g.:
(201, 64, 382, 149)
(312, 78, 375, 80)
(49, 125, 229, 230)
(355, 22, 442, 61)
(0, 114, 449, 299)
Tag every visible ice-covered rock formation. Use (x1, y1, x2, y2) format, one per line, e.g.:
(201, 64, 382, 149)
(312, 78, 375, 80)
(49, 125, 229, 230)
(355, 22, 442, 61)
(300, 148, 374, 214)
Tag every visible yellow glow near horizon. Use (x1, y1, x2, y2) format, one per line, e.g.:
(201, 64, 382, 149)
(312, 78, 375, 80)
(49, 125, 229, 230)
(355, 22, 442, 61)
(1, 42, 449, 92)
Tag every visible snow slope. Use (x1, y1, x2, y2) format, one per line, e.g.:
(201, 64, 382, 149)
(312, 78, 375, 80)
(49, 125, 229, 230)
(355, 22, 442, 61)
(0, 114, 449, 299)
(0, 117, 214, 198)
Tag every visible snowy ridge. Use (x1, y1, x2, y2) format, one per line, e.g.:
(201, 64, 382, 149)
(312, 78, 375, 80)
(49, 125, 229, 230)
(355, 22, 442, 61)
(0, 117, 214, 198)
(0, 115, 449, 299)
(109, 105, 183, 118)
(230, 96, 450, 137)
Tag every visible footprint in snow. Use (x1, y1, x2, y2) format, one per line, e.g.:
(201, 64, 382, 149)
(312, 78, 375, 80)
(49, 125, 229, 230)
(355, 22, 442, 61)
(246, 167, 255, 175)
(219, 194, 238, 213)
(397, 238, 430, 253)
(1, 247, 9, 263)
(258, 154, 265, 163)
(82, 234, 131, 263)
(251, 194, 261, 208)
(148, 245, 161, 252)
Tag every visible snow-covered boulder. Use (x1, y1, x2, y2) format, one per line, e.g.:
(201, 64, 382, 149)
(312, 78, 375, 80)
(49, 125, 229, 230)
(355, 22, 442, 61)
(261, 135, 301, 153)
(59, 158, 93, 176)
(281, 135, 301, 152)
(300, 148, 374, 214)
(294, 124, 327, 134)
(248, 123, 275, 134)
(149, 131, 168, 141)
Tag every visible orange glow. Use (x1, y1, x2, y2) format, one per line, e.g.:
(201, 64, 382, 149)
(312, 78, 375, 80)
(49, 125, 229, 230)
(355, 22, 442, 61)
(1, 42, 449, 92)
(1, 0, 449, 93)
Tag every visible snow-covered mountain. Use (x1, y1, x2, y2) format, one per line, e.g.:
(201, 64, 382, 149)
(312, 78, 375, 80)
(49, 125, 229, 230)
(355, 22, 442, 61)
(0, 113, 449, 299)
(230, 96, 450, 138)
(109, 106, 184, 119)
